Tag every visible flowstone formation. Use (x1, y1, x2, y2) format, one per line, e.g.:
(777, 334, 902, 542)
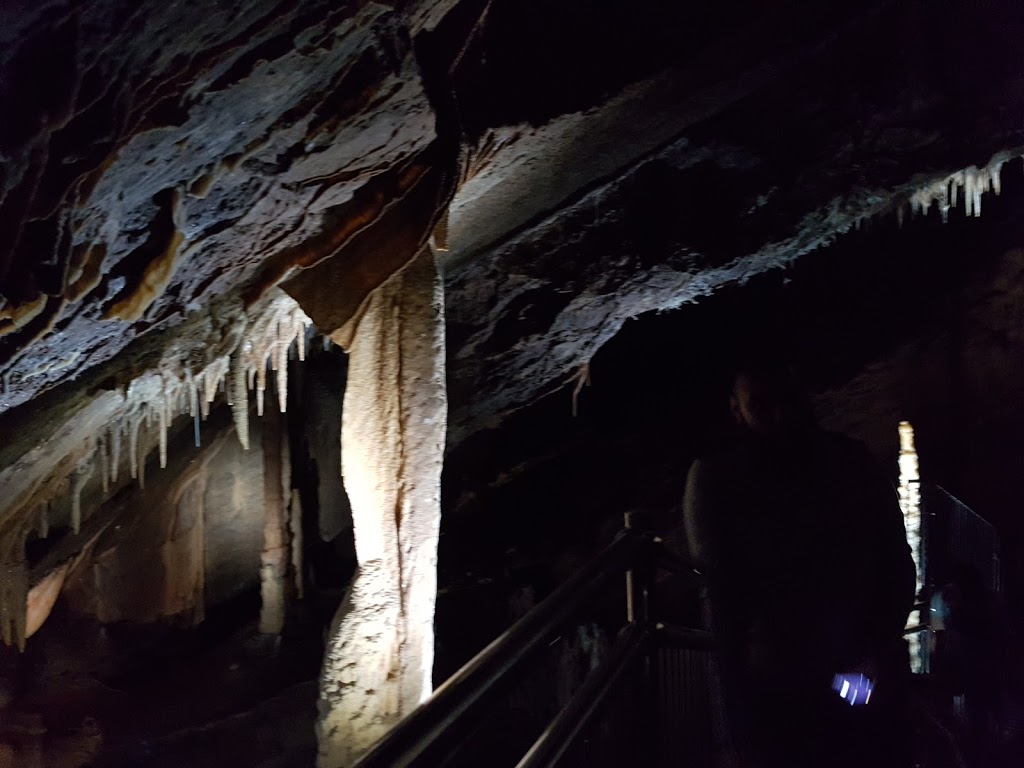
(318, 247, 447, 767)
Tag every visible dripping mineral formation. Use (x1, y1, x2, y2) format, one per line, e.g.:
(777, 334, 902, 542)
(3, 1, 1024, 766)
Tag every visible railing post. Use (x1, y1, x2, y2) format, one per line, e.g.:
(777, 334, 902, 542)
(624, 511, 637, 624)
(624, 511, 649, 625)
(624, 510, 656, 766)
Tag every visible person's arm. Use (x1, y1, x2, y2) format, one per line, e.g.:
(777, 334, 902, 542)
(682, 460, 712, 572)
(683, 458, 748, 646)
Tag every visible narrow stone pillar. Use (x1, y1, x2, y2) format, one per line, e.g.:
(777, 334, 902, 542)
(317, 246, 447, 766)
(260, 406, 290, 635)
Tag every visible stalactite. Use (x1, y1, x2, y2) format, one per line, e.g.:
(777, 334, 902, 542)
(71, 459, 94, 535)
(276, 320, 289, 413)
(907, 154, 1007, 223)
(158, 397, 169, 469)
(188, 372, 199, 418)
(2, 292, 315, 553)
(39, 503, 49, 539)
(110, 425, 121, 484)
(256, 360, 267, 417)
(99, 433, 109, 493)
(138, 420, 147, 490)
(129, 414, 141, 480)
(232, 352, 250, 450)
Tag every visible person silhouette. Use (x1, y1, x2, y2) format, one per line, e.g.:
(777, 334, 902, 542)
(683, 363, 917, 767)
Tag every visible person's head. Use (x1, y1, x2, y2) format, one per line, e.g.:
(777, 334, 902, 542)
(729, 362, 812, 437)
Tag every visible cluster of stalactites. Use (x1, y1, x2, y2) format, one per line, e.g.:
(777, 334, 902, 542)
(82, 300, 313, 502)
(229, 300, 311, 450)
(89, 359, 233, 496)
(17, 297, 311, 560)
(0, 298, 314, 651)
(901, 153, 1016, 226)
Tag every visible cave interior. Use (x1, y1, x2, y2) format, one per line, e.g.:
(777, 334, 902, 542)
(2, 0, 1024, 766)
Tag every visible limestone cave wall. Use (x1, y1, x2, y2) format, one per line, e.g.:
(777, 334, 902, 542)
(57, 409, 266, 625)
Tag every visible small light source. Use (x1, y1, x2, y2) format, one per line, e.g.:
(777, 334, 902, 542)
(832, 673, 874, 706)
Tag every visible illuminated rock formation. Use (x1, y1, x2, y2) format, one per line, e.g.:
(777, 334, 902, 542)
(318, 247, 447, 766)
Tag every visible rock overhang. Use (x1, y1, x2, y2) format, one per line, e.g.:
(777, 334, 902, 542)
(1, 0, 1024, 472)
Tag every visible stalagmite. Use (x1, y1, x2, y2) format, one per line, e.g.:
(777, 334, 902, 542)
(0, 537, 29, 651)
(290, 489, 304, 600)
(318, 247, 448, 767)
(259, 408, 289, 635)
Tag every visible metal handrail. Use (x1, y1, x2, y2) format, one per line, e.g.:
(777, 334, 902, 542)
(352, 527, 653, 768)
(655, 622, 714, 650)
(515, 622, 650, 768)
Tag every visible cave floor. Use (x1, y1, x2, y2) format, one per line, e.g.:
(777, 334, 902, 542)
(2, 598, 324, 767)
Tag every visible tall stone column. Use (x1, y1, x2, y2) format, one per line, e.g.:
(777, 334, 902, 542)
(317, 246, 447, 767)
(260, 406, 290, 635)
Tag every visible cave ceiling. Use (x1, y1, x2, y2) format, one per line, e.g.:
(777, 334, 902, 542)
(2, 0, 1024, 468)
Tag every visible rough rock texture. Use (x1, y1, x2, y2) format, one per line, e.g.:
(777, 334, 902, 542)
(434, 167, 1024, 680)
(5, 1, 1024, 585)
(5, 6, 1024, 764)
(61, 411, 265, 625)
(0, 0, 450, 415)
(444, 0, 1024, 442)
(4, 0, 1022, 465)
(259, 407, 290, 635)
(319, 247, 447, 767)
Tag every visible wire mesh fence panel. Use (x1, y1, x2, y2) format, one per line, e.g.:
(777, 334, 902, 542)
(553, 648, 652, 768)
(924, 486, 1000, 593)
(654, 645, 714, 768)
